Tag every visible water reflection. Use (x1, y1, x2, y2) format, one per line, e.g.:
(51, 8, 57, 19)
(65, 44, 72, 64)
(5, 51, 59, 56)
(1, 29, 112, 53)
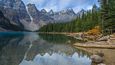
(39, 33, 84, 44)
(20, 53, 91, 65)
(0, 32, 91, 65)
(76, 47, 115, 65)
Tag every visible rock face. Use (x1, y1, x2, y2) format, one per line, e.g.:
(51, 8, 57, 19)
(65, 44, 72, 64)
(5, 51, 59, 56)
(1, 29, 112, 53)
(47, 8, 77, 22)
(0, 0, 30, 31)
(0, 0, 80, 31)
(0, 10, 24, 31)
(26, 4, 55, 31)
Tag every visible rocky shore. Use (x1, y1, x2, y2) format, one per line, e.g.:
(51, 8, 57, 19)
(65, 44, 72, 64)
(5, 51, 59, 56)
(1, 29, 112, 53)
(74, 33, 115, 49)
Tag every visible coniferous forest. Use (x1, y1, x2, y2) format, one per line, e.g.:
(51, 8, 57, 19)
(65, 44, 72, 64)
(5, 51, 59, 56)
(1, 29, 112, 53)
(39, 4, 100, 32)
(99, 0, 115, 33)
(39, 0, 115, 34)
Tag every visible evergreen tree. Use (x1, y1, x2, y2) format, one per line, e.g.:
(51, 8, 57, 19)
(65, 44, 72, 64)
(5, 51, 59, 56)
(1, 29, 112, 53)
(39, 4, 100, 33)
(99, 0, 115, 34)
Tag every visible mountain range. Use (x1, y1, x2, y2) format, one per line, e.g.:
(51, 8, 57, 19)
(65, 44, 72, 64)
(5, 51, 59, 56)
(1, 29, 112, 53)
(0, 0, 85, 31)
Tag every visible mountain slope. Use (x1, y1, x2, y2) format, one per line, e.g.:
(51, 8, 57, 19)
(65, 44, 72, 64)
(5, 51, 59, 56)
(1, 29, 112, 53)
(0, 10, 24, 31)
(0, 0, 78, 31)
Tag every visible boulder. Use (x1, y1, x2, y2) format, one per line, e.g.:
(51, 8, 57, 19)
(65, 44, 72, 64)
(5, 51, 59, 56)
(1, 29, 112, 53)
(90, 55, 103, 63)
(98, 36, 110, 41)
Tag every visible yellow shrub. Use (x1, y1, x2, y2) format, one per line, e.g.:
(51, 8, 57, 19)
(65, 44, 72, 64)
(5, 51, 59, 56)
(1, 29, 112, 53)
(87, 26, 101, 35)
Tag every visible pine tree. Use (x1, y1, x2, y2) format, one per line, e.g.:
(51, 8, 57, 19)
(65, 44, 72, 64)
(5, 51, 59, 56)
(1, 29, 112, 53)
(99, 0, 115, 34)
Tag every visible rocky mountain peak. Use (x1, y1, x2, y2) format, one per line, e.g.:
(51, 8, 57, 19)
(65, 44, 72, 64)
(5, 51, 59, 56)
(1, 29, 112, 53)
(78, 9, 86, 14)
(80, 9, 85, 12)
(27, 3, 39, 14)
(77, 9, 86, 17)
(59, 8, 75, 14)
(0, 0, 78, 31)
(27, 3, 36, 9)
(58, 8, 76, 17)
(0, 0, 25, 9)
(66, 8, 76, 15)
(13, 0, 25, 10)
(66, 8, 74, 12)
(41, 9, 47, 14)
(48, 9, 54, 15)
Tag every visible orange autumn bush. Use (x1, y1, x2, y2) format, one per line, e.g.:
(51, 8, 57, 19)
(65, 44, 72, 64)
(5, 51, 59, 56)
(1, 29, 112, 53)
(86, 26, 101, 36)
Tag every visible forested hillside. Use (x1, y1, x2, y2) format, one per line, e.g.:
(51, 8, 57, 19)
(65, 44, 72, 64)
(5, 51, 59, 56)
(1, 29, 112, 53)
(39, 0, 115, 34)
(39, 4, 100, 32)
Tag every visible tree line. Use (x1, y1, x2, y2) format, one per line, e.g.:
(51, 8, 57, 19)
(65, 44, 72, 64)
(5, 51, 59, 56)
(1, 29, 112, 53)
(39, 4, 100, 32)
(39, 0, 115, 34)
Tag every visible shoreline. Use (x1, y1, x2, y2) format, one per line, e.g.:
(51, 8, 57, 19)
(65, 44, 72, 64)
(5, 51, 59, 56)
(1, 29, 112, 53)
(39, 32, 115, 49)
(38, 32, 80, 35)
(73, 33, 115, 49)
(74, 43, 115, 49)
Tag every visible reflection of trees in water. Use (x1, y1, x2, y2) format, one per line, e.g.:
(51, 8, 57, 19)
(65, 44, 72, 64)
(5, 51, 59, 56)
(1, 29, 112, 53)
(39, 34, 71, 43)
(0, 32, 92, 65)
(24, 39, 91, 61)
(20, 52, 91, 65)
(75, 47, 91, 58)
(23, 39, 76, 60)
(38, 33, 82, 44)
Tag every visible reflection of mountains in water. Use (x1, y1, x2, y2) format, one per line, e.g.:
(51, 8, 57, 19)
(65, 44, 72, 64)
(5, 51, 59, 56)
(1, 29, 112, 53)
(0, 32, 91, 65)
(20, 52, 91, 65)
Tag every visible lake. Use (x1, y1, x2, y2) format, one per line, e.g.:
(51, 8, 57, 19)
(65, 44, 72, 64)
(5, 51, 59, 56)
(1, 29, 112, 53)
(0, 32, 114, 65)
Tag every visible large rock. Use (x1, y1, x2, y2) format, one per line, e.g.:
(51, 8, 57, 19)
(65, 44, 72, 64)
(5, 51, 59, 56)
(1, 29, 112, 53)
(98, 63, 106, 65)
(90, 55, 104, 63)
(98, 36, 110, 41)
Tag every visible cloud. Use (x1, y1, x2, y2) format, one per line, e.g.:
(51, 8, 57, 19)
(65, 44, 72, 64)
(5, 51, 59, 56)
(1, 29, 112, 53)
(23, 0, 99, 13)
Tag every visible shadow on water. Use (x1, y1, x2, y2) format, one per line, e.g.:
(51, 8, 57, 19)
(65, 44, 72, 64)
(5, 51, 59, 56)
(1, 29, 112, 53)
(0, 32, 92, 65)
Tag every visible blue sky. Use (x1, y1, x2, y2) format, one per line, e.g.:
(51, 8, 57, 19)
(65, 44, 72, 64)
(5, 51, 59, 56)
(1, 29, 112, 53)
(23, 0, 99, 13)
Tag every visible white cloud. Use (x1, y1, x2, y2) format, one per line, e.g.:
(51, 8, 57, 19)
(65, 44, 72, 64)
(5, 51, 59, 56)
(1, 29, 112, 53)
(23, 0, 99, 13)
(86, 6, 93, 10)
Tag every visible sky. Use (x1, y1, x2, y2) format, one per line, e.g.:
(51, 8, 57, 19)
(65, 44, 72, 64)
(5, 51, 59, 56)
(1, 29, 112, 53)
(23, 0, 99, 13)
